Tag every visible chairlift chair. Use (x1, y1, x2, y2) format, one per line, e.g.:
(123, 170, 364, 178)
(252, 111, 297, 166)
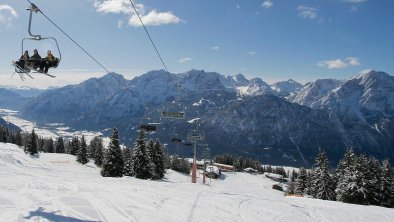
(184, 141, 193, 146)
(140, 124, 156, 132)
(12, 3, 61, 78)
(171, 133, 182, 143)
(139, 106, 158, 132)
(161, 101, 185, 119)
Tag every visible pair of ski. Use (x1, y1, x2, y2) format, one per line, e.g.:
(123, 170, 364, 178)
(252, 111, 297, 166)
(12, 61, 56, 80)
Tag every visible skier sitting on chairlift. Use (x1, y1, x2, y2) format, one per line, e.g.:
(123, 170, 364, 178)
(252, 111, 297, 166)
(39, 50, 56, 73)
(16, 50, 30, 69)
(30, 49, 41, 69)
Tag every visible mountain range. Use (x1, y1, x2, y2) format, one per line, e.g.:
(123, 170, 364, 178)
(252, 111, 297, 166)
(1, 70, 393, 166)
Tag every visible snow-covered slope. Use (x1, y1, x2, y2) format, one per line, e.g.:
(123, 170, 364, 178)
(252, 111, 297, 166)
(288, 79, 343, 108)
(1, 143, 394, 222)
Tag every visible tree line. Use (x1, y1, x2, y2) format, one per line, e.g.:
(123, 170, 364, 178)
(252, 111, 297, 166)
(288, 148, 394, 208)
(16, 127, 191, 180)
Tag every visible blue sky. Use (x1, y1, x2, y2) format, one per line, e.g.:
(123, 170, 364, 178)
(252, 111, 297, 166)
(1, 0, 393, 88)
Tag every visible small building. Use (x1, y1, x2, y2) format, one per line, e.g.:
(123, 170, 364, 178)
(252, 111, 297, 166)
(243, 167, 258, 174)
(212, 163, 235, 172)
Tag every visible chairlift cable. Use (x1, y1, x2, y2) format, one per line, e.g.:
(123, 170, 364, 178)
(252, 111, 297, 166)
(128, 0, 180, 89)
(128, 0, 168, 74)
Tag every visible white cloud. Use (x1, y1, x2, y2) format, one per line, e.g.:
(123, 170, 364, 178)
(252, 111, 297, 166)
(346, 57, 360, 66)
(178, 57, 192, 63)
(128, 10, 181, 27)
(211, 46, 219, 50)
(262, 1, 274, 9)
(297, 5, 317, 20)
(94, 0, 182, 27)
(248, 51, 256, 56)
(0, 4, 18, 29)
(236, 4, 240, 10)
(344, 0, 367, 3)
(318, 57, 360, 69)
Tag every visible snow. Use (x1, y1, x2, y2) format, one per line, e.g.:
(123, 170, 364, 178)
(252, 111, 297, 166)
(188, 118, 201, 124)
(0, 110, 111, 147)
(1, 143, 394, 222)
(264, 172, 283, 180)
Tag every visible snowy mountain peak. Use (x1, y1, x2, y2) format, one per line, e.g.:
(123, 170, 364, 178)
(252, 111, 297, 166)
(271, 79, 303, 97)
(232, 73, 250, 86)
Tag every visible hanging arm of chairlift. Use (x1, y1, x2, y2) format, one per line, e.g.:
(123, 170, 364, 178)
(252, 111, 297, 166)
(23, 3, 62, 67)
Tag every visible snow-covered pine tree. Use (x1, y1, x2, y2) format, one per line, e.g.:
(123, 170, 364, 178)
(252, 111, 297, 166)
(88, 136, 101, 158)
(147, 139, 165, 179)
(101, 128, 124, 177)
(366, 157, 382, 205)
(24, 129, 38, 155)
(123, 147, 134, 176)
(381, 159, 394, 207)
(153, 139, 165, 179)
(46, 138, 54, 153)
(294, 167, 308, 195)
(132, 130, 152, 179)
(291, 169, 299, 182)
(312, 149, 336, 200)
(335, 147, 357, 203)
(349, 154, 372, 205)
(55, 136, 65, 153)
(94, 137, 104, 167)
(77, 135, 89, 165)
(304, 170, 315, 196)
(69, 136, 79, 155)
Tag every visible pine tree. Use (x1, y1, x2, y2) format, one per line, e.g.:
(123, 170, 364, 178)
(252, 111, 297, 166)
(336, 147, 357, 202)
(311, 149, 336, 200)
(381, 160, 394, 207)
(46, 138, 54, 153)
(55, 137, 65, 153)
(132, 130, 152, 179)
(304, 170, 315, 196)
(37, 137, 45, 152)
(69, 136, 79, 155)
(15, 130, 23, 146)
(366, 157, 382, 205)
(123, 147, 134, 176)
(295, 167, 308, 195)
(77, 135, 89, 165)
(147, 139, 165, 179)
(94, 137, 104, 167)
(101, 128, 124, 177)
(88, 136, 101, 158)
(291, 169, 299, 182)
(24, 129, 38, 155)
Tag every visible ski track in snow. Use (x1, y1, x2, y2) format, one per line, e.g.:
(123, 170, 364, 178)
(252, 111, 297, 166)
(1, 143, 394, 222)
